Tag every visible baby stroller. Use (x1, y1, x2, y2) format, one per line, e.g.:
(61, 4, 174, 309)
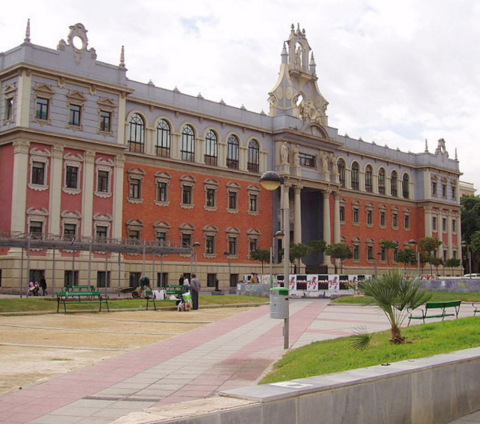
(175, 290, 192, 311)
(27, 281, 40, 297)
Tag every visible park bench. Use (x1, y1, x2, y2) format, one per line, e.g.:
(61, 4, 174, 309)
(473, 303, 480, 316)
(57, 290, 109, 313)
(165, 285, 186, 296)
(66, 285, 95, 292)
(408, 300, 462, 326)
(144, 290, 158, 311)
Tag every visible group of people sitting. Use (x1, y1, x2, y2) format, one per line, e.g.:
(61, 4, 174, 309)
(27, 275, 47, 296)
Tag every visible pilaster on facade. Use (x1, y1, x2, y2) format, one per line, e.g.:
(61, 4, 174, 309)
(82, 151, 96, 238)
(112, 154, 125, 239)
(293, 185, 302, 244)
(16, 69, 32, 128)
(333, 191, 341, 244)
(49, 145, 64, 236)
(322, 189, 332, 267)
(11, 140, 30, 233)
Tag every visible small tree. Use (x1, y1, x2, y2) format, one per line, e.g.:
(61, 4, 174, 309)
(360, 269, 432, 344)
(250, 249, 270, 274)
(419, 237, 442, 275)
(445, 258, 461, 275)
(289, 243, 312, 273)
(395, 248, 416, 272)
(325, 243, 353, 273)
(380, 240, 399, 266)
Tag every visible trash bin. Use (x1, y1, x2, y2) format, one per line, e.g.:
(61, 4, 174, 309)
(270, 287, 289, 319)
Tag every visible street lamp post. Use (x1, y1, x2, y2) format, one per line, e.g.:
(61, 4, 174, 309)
(260, 170, 290, 349)
(408, 239, 420, 276)
(270, 230, 284, 287)
(461, 241, 472, 278)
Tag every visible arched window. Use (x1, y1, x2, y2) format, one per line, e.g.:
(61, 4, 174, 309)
(391, 171, 398, 197)
(156, 119, 171, 158)
(247, 139, 260, 173)
(402, 173, 410, 199)
(181, 125, 195, 162)
(365, 165, 373, 193)
(338, 159, 346, 188)
(227, 135, 239, 169)
(128, 113, 145, 153)
(204, 130, 218, 166)
(378, 168, 386, 195)
(351, 162, 360, 190)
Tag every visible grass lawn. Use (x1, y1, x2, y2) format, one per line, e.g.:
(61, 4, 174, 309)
(0, 294, 268, 314)
(262, 295, 480, 384)
(332, 291, 480, 305)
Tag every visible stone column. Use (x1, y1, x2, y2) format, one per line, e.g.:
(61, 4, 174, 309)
(293, 185, 302, 244)
(112, 154, 125, 239)
(323, 189, 332, 267)
(49, 146, 64, 236)
(447, 212, 453, 260)
(424, 207, 432, 237)
(82, 151, 95, 238)
(11, 140, 30, 233)
(333, 192, 341, 243)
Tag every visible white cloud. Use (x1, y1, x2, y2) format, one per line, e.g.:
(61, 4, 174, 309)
(1, 0, 479, 191)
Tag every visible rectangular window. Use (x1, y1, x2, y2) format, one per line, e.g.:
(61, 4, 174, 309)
(35, 97, 49, 120)
(452, 186, 456, 199)
(230, 274, 239, 287)
(97, 271, 111, 288)
(64, 270, 79, 287)
(249, 194, 258, 212)
(156, 232, 167, 245)
(129, 272, 141, 288)
(298, 153, 315, 167)
(367, 246, 374, 260)
(392, 213, 398, 228)
(206, 188, 216, 207)
(128, 229, 140, 240)
(367, 210, 373, 226)
(432, 216, 437, 231)
(156, 272, 168, 287)
(97, 170, 110, 193)
(228, 237, 237, 255)
(182, 233, 192, 247)
(29, 221, 43, 237)
(339, 206, 345, 222)
(65, 166, 79, 189)
(249, 238, 258, 254)
(32, 161, 45, 185)
(129, 179, 141, 199)
(207, 273, 217, 288)
(95, 225, 108, 241)
(452, 219, 457, 233)
(353, 207, 359, 224)
(432, 182, 437, 196)
(157, 181, 168, 202)
(442, 184, 447, 198)
(99, 110, 111, 132)
(442, 218, 447, 232)
(63, 223, 77, 240)
(69, 104, 82, 126)
(404, 215, 410, 229)
(182, 186, 193, 205)
(353, 245, 360, 260)
(206, 235, 215, 254)
(228, 191, 238, 210)
(5, 97, 13, 120)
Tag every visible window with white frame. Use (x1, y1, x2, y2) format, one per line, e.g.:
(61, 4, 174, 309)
(379, 206, 387, 227)
(226, 228, 240, 256)
(227, 182, 240, 213)
(29, 220, 44, 238)
(181, 124, 195, 162)
(204, 179, 218, 211)
(29, 148, 50, 191)
(32, 161, 46, 185)
(155, 172, 171, 206)
(63, 153, 83, 194)
(127, 168, 145, 203)
(154, 222, 170, 246)
(180, 175, 195, 208)
(247, 139, 260, 173)
(432, 216, 437, 231)
(126, 219, 143, 242)
(97, 97, 115, 134)
(204, 130, 218, 166)
(67, 91, 86, 129)
(366, 206, 373, 226)
(248, 229, 260, 255)
(353, 205, 360, 224)
(204, 225, 218, 257)
(4, 96, 13, 122)
(392, 209, 399, 229)
(128, 113, 145, 153)
(33, 84, 54, 124)
(156, 119, 171, 158)
(247, 185, 260, 215)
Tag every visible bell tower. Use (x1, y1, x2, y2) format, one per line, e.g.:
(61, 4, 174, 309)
(268, 24, 329, 127)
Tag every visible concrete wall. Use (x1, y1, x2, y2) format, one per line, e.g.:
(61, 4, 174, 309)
(114, 347, 480, 424)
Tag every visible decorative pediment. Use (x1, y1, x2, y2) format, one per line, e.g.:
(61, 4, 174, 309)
(33, 83, 54, 97)
(67, 91, 87, 104)
(97, 98, 116, 110)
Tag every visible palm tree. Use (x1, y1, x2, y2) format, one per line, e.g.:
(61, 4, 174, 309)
(360, 269, 432, 344)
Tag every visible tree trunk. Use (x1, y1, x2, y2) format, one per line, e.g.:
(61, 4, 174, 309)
(390, 325, 405, 344)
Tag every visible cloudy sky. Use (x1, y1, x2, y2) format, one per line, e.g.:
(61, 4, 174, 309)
(1, 0, 479, 192)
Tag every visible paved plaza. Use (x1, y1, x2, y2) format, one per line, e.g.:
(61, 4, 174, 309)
(0, 299, 478, 423)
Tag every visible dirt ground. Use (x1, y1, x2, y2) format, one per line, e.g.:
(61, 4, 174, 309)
(0, 307, 253, 395)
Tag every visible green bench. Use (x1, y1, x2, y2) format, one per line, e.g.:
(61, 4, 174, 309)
(165, 285, 186, 296)
(408, 300, 461, 326)
(145, 290, 158, 311)
(66, 285, 95, 292)
(57, 290, 109, 313)
(473, 303, 480, 316)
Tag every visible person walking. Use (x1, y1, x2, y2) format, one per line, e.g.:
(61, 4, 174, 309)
(190, 273, 201, 310)
(39, 274, 47, 296)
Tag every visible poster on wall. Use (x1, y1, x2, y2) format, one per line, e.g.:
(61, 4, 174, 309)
(307, 274, 318, 291)
(328, 275, 339, 292)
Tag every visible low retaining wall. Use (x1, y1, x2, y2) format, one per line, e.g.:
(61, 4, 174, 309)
(114, 347, 480, 424)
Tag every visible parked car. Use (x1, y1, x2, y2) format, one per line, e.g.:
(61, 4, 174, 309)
(463, 273, 480, 278)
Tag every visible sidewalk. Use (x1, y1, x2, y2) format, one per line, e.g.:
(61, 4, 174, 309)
(0, 299, 476, 424)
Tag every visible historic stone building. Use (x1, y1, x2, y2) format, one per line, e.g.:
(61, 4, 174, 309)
(0, 22, 461, 293)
